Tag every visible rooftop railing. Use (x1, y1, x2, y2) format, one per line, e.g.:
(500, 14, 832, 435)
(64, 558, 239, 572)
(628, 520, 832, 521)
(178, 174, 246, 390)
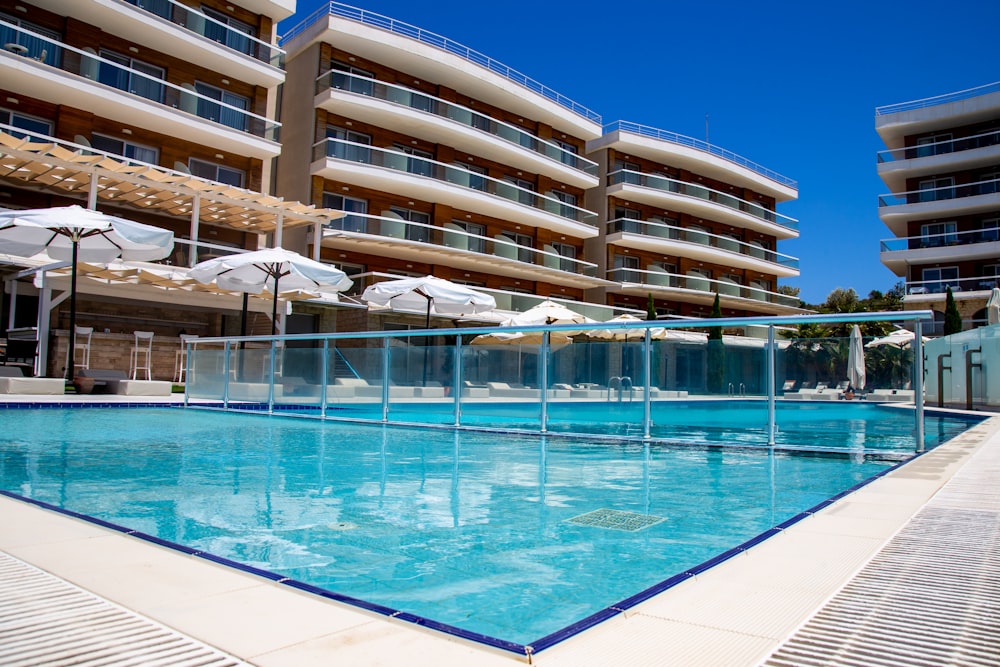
(608, 169, 798, 232)
(877, 129, 1000, 163)
(0, 21, 280, 141)
(876, 81, 1000, 116)
(607, 267, 800, 308)
(605, 120, 797, 189)
(122, 0, 284, 68)
(878, 177, 1000, 207)
(880, 227, 1000, 252)
(281, 1, 601, 124)
(317, 70, 598, 176)
(314, 138, 598, 226)
(325, 212, 598, 277)
(606, 217, 799, 270)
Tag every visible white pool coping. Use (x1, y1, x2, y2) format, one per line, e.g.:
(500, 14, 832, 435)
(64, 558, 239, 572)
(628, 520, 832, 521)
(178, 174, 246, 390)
(1, 398, 996, 666)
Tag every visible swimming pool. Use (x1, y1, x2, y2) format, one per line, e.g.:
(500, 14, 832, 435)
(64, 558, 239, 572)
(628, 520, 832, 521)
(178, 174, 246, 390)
(0, 404, 982, 653)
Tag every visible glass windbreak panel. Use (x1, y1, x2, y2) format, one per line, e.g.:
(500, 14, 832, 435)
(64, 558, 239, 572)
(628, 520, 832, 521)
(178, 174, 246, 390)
(272, 346, 325, 411)
(385, 338, 454, 425)
(460, 335, 542, 427)
(325, 343, 385, 418)
(186, 346, 228, 400)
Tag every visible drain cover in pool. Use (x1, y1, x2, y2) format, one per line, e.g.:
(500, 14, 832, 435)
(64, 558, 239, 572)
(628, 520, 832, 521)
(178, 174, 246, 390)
(566, 508, 666, 532)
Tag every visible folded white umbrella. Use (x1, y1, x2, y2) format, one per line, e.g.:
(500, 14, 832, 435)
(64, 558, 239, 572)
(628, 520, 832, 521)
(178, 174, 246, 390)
(987, 287, 1000, 326)
(0, 205, 174, 378)
(189, 247, 352, 336)
(848, 324, 866, 391)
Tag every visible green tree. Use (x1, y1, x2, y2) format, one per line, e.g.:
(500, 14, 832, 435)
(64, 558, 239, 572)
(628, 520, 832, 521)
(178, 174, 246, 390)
(646, 293, 657, 321)
(706, 293, 726, 393)
(944, 287, 962, 335)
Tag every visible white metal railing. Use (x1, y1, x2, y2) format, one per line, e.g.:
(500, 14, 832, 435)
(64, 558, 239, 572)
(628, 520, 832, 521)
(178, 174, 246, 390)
(878, 177, 1000, 207)
(317, 70, 598, 176)
(608, 169, 799, 232)
(0, 21, 280, 140)
(280, 1, 601, 124)
(877, 129, 1000, 163)
(880, 227, 1000, 252)
(606, 120, 797, 189)
(606, 217, 799, 270)
(876, 81, 1000, 116)
(314, 138, 598, 225)
(324, 212, 597, 276)
(607, 267, 800, 307)
(122, 0, 284, 67)
(904, 276, 999, 296)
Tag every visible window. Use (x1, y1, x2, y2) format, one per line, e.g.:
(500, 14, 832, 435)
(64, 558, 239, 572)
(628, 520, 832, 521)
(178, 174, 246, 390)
(450, 162, 487, 191)
(979, 218, 999, 243)
(551, 138, 578, 166)
(546, 190, 577, 218)
(322, 193, 369, 233)
(915, 133, 952, 158)
(0, 13, 60, 63)
(194, 81, 249, 132)
(124, 0, 172, 20)
(188, 158, 244, 187)
(920, 221, 958, 247)
(330, 60, 374, 95)
(613, 254, 640, 282)
(614, 159, 641, 185)
(917, 177, 954, 203)
(451, 221, 486, 253)
(90, 133, 159, 164)
(326, 127, 371, 162)
(503, 176, 535, 206)
(612, 206, 642, 233)
(550, 242, 577, 272)
(978, 171, 1000, 195)
(393, 144, 434, 177)
(389, 207, 430, 243)
(921, 266, 959, 293)
(500, 231, 533, 263)
(99, 50, 165, 103)
(0, 109, 52, 139)
(202, 7, 255, 56)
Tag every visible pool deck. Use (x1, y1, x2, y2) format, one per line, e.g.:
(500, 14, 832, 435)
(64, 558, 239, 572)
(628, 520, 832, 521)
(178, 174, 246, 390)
(0, 395, 998, 666)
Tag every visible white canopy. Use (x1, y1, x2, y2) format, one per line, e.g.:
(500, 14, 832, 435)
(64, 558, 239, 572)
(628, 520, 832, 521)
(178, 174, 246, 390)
(362, 275, 495, 319)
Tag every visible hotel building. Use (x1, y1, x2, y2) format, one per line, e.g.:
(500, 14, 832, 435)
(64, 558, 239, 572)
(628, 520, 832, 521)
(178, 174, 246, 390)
(275, 3, 804, 325)
(877, 81, 1000, 332)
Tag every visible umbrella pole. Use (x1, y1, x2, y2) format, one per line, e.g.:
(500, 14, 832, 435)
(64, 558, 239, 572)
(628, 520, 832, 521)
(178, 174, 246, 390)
(66, 239, 78, 383)
(271, 273, 280, 337)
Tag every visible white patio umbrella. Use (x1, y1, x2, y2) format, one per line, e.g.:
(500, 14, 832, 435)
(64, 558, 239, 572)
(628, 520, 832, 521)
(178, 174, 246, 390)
(847, 324, 866, 391)
(865, 328, 925, 349)
(502, 299, 595, 327)
(0, 205, 174, 378)
(580, 313, 665, 342)
(987, 287, 1000, 326)
(189, 247, 352, 336)
(362, 275, 495, 328)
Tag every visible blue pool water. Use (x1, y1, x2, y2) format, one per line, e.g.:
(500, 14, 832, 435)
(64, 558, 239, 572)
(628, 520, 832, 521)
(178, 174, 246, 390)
(0, 404, 981, 649)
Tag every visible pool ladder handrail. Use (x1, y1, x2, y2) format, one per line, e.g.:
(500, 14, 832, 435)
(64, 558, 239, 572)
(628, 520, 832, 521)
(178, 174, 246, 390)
(608, 376, 633, 401)
(728, 382, 746, 397)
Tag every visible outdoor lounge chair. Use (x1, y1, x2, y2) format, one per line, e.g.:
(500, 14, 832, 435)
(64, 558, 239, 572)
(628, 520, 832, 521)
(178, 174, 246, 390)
(77, 369, 172, 396)
(0, 366, 64, 395)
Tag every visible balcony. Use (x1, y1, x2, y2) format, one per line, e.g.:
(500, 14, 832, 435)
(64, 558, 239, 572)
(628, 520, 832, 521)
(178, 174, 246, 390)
(607, 267, 803, 314)
(876, 82, 1000, 146)
(880, 227, 1000, 274)
(27, 0, 285, 87)
(316, 70, 598, 188)
(280, 2, 602, 140)
(903, 276, 999, 297)
(593, 121, 798, 201)
(321, 212, 605, 289)
(0, 22, 280, 159)
(607, 170, 798, 238)
(312, 138, 599, 237)
(878, 177, 1000, 233)
(605, 218, 799, 277)
(877, 129, 1000, 191)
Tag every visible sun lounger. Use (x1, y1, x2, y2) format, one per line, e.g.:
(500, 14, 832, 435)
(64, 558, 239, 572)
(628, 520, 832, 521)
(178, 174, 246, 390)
(868, 389, 915, 402)
(77, 369, 172, 396)
(462, 381, 489, 398)
(0, 366, 64, 395)
(487, 382, 540, 399)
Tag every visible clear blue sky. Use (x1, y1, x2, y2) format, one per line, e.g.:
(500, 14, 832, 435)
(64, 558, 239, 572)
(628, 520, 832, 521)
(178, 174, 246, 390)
(281, 0, 1000, 306)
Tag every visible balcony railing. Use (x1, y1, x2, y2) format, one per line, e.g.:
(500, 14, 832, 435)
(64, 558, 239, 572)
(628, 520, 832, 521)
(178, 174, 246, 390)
(608, 267, 799, 308)
(605, 120, 797, 189)
(315, 138, 598, 225)
(880, 227, 1000, 252)
(606, 218, 799, 270)
(281, 2, 601, 124)
(325, 212, 597, 277)
(876, 81, 1000, 116)
(317, 70, 598, 176)
(0, 21, 280, 141)
(877, 129, 1000, 163)
(123, 0, 283, 67)
(878, 177, 1000, 207)
(608, 170, 798, 232)
(905, 276, 999, 296)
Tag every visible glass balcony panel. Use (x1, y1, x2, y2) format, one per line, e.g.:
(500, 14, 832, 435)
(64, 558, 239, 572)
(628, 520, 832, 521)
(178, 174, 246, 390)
(685, 274, 710, 292)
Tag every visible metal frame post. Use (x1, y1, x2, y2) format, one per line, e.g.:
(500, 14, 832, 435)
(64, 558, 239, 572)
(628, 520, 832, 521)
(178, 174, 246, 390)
(914, 320, 925, 452)
(453, 335, 463, 427)
(643, 328, 652, 439)
(767, 325, 776, 447)
(381, 337, 390, 422)
(320, 339, 329, 418)
(222, 340, 231, 409)
(539, 331, 549, 433)
(267, 340, 276, 413)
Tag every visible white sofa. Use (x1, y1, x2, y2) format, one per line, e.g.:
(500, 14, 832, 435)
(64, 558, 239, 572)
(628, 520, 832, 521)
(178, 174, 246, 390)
(0, 366, 64, 395)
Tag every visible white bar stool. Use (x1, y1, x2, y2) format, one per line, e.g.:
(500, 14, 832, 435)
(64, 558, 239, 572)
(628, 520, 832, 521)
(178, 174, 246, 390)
(130, 331, 154, 380)
(174, 334, 197, 383)
(66, 326, 93, 378)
